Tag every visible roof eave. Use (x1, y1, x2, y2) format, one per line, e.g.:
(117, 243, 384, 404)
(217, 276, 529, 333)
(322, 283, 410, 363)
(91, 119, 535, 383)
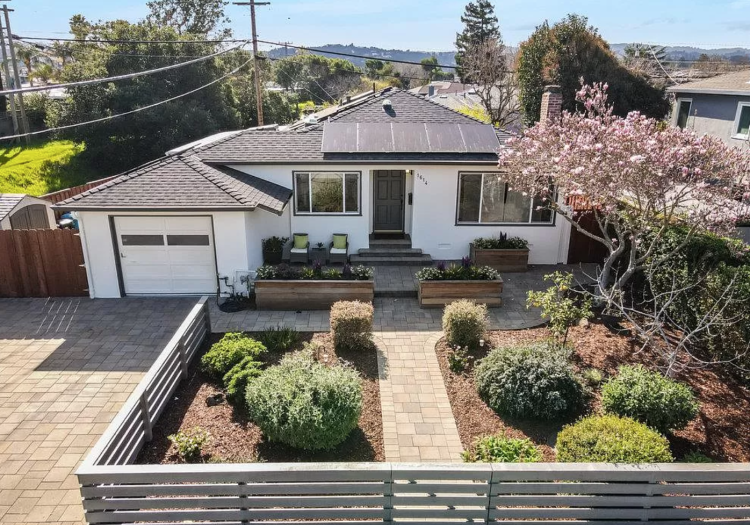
(51, 205, 259, 212)
(201, 159, 501, 166)
(667, 87, 750, 96)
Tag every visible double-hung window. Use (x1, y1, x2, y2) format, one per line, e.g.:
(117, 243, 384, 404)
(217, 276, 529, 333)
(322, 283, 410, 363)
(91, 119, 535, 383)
(733, 102, 750, 140)
(294, 172, 360, 214)
(457, 172, 554, 225)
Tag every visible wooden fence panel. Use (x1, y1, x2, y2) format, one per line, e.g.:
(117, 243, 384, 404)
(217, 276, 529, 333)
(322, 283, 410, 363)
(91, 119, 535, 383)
(0, 229, 88, 297)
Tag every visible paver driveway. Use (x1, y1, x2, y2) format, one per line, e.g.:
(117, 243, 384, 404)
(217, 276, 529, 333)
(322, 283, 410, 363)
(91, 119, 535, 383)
(0, 297, 195, 525)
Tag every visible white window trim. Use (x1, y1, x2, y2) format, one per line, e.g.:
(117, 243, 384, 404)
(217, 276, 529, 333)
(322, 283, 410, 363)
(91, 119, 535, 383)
(675, 98, 692, 129)
(456, 172, 555, 226)
(731, 101, 750, 140)
(293, 171, 361, 215)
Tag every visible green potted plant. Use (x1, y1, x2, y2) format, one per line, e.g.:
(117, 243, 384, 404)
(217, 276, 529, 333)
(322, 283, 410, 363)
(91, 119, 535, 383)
(470, 233, 530, 272)
(262, 236, 288, 265)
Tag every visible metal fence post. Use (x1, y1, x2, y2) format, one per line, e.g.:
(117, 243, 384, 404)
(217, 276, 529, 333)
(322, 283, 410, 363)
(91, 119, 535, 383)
(177, 337, 188, 378)
(139, 391, 152, 441)
(383, 464, 393, 522)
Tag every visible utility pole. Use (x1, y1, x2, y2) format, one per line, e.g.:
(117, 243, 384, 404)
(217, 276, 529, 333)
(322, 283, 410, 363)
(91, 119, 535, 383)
(233, 0, 270, 126)
(0, 15, 18, 138)
(1, 3, 29, 144)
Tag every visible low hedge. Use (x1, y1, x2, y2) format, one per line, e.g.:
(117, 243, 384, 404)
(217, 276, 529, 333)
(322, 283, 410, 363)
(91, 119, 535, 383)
(330, 301, 374, 352)
(556, 415, 674, 463)
(443, 300, 488, 349)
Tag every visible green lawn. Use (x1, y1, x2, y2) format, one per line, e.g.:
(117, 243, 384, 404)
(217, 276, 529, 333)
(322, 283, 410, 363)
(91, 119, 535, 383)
(0, 140, 98, 195)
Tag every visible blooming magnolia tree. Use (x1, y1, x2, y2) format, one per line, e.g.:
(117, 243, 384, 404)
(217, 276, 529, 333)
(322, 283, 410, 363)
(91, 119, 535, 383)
(499, 83, 750, 372)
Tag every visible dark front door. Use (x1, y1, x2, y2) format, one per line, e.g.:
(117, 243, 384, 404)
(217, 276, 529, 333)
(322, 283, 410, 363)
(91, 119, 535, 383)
(373, 170, 405, 232)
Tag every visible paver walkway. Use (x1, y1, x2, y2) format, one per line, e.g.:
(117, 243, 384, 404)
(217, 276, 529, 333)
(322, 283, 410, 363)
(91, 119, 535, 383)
(0, 297, 194, 525)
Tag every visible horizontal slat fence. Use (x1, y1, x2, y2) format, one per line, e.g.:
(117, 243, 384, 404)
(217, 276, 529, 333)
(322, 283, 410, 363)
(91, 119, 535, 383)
(0, 228, 88, 297)
(77, 462, 750, 525)
(77, 297, 750, 525)
(80, 297, 210, 468)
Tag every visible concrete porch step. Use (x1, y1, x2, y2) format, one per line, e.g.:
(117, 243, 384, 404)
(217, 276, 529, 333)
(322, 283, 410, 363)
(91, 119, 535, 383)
(351, 254, 433, 266)
(368, 239, 413, 250)
(358, 248, 424, 257)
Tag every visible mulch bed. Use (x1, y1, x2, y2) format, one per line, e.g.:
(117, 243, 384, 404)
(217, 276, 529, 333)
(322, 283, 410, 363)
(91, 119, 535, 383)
(137, 332, 384, 464)
(436, 321, 750, 462)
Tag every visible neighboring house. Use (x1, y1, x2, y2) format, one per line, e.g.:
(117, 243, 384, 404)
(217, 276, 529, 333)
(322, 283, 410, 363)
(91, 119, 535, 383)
(667, 70, 750, 149)
(0, 193, 55, 230)
(55, 87, 573, 299)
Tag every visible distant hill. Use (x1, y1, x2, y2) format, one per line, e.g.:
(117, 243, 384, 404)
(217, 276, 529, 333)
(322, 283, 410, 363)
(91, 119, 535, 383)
(611, 44, 750, 63)
(267, 43, 456, 68)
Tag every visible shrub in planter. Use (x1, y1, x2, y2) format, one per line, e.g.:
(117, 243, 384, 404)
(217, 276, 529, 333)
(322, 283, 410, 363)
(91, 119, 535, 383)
(472, 233, 529, 250)
(330, 300, 374, 351)
(200, 333, 266, 380)
(416, 261, 499, 281)
(556, 415, 673, 463)
(261, 236, 288, 264)
(601, 365, 699, 433)
(462, 435, 542, 463)
(223, 357, 263, 406)
(442, 300, 488, 349)
(256, 264, 373, 281)
(245, 349, 362, 450)
(475, 342, 584, 420)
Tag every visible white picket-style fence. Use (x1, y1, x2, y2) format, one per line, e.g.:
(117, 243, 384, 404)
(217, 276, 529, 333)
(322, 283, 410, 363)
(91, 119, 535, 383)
(76, 296, 750, 525)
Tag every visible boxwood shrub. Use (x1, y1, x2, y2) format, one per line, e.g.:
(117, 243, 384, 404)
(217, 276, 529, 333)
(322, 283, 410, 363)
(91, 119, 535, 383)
(245, 349, 362, 450)
(330, 301, 374, 352)
(443, 300, 488, 350)
(474, 341, 584, 420)
(601, 365, 699, 433)
(556, 415, 673, 463)
(200, 333, 266, 380)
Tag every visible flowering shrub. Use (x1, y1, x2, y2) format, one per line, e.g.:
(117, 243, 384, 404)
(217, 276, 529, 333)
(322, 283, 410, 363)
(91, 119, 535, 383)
(443, 300, 488, 349)
(330, 301, 374, 351)
(256, 264, 373, 280)
(473, 233, 529, 250)
(416, 263, 499, 281)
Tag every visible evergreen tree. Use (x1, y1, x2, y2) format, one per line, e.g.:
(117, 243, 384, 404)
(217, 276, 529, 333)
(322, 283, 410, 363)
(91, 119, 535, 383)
(454, 0, 500, 83)
(516, 14, 670, 126)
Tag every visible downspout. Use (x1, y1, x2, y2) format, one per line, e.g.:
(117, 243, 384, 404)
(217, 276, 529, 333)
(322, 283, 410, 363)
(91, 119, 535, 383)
(73, 211, 96, 299)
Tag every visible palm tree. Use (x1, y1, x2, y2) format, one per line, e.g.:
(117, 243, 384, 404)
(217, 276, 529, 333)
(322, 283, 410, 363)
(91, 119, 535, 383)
(14, 44, 40, 86)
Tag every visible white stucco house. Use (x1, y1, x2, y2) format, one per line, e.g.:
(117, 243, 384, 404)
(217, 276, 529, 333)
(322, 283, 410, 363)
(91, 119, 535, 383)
(55, 88, 572, 298)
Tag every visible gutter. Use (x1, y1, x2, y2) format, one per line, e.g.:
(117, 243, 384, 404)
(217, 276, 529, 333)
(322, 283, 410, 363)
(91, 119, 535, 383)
(666, 88, 750, 96)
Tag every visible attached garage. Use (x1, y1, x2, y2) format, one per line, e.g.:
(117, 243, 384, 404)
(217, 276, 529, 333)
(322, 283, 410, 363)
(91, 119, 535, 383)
(113, 216, 217, 295)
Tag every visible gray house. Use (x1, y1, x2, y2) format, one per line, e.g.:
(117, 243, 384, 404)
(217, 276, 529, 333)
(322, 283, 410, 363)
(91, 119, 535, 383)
(667, 70, 750, 149)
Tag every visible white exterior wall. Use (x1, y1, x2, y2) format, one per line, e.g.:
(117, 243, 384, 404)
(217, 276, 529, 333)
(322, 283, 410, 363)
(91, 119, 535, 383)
(233, 164, 569, 265)
(77, 210, 249, 298)
(245, 206, 291, 269)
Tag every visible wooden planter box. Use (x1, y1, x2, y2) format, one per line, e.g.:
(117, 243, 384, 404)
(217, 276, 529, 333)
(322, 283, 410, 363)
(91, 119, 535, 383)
(255, 280, 374, 310)
(418, 278, 503, 308)
(470, 244, 529, 272)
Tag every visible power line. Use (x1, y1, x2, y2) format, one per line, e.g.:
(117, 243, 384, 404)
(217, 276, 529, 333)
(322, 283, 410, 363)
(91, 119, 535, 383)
(0, 57, 253, 141)
(0, 42, 248, 96)
(15, 34, 250, 44)
(649, 45, 678, 85)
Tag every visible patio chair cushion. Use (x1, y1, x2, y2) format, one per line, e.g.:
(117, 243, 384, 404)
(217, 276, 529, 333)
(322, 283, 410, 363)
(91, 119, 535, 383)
(290, 248, 308, 254)
(332, 234, 347, 250)
(330, 247, 347, 255)
(293, 234, 308, 250)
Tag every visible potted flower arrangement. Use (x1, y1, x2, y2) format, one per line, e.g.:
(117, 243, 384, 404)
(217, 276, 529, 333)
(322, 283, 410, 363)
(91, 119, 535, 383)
(470, 233, 530, 272)
(261, 236, 288, 265)
(415, 258, 503, 308)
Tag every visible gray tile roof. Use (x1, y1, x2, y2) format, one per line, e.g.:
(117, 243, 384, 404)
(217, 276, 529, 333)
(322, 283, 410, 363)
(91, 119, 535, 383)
(668, 70, 750, 95)
(0, 193, 25, 221)
(197, 88, 507, 164)
(55, 156, 292, 213)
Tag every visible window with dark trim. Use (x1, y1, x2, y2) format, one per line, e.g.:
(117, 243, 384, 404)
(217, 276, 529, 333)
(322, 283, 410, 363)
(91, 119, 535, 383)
(121, 234, 164, 246)
(457, 173, 554, 225)
(676, 99, 692, 129)
(294, 172, 360, 214)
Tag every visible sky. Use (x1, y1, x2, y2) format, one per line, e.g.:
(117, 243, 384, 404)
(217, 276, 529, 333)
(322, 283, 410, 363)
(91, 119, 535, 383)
(8, 0, 750, 51)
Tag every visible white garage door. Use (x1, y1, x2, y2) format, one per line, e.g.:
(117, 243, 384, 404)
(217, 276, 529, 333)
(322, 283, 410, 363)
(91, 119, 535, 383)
(114, 216, 217, 295)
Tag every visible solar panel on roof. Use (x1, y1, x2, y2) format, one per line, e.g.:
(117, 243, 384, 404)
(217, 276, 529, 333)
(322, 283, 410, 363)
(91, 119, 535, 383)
(321, 122, 500, 154)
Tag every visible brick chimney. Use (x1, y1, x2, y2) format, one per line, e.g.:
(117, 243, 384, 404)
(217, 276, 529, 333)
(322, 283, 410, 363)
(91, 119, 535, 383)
(540, 85, 562, 125)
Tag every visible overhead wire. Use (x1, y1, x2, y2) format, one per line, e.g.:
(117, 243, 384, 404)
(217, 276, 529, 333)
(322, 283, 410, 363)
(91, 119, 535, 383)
(0, 42, 249, 96)
(0, 55, 253, 141)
